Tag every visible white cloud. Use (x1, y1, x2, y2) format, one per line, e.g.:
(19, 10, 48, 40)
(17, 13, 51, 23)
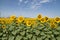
(40, 0, 49, 3)
(31, 3, 41, 9)
(19, 0, 23, 2)
(18, 0, 56, 9)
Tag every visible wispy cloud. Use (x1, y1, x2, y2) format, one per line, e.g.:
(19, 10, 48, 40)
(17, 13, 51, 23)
(19, 0, 23, 2)
(30, 0, 49, 9)
(24, 0, 28, 4)
(40, 0, 49, 3)
(18, 0, 56, 9)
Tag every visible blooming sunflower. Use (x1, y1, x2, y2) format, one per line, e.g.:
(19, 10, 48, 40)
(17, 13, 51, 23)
(49, 18, 55, 23)
(40, 18, 46, 23)
(10, 15, 16, 20)
(15, 19, 19, 25)
(50, 23, 57, 28)
(2, 25, 6, 29)
(26, 20, 32, 27)
(37, 14, 42, 20)
(17, 16, 24, 23)
(54, 17, 60, 23)
(44, 16, 49, 22)
(1, 21, 4, 24)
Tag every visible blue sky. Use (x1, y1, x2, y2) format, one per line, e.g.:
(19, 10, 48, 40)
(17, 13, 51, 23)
(0, 0, 60, 17)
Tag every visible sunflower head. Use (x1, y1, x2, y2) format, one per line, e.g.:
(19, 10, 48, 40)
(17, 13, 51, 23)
(54, 17, 60, 23)
(15, 19, 19, 25)
(40, 18, 46, 23)
(17, 16, 24, 23)
(10, 15, 16, 20)
(2, 25, 6, 29)
(37, 14, 42, 20)
(26, 20, 32, 27)
(50, 23, 56, 28)
(44, 16, 49, 22)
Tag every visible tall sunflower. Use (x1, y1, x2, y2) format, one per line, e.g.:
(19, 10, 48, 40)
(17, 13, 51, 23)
(40, 18, 46, 23)
(10, 15, 16, 21)
(50, 23, 57, 28)
(37, 14, 42, 20)
(54, 17, 60, 23)
(49, 18, 55, 24)
(2, 25, 6, 29)
(17, 16, 24, 23)
(44, 16, 49, 22)
(26, 20, 32, 27)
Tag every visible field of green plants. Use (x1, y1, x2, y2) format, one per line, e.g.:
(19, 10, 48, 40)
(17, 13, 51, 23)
(0, 14, 60, 40)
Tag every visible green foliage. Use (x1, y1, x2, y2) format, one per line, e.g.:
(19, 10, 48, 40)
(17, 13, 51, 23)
(0, 22, 60, 40)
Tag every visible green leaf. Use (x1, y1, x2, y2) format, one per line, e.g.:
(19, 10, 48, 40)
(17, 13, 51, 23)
(9, 26, 15, 31)
(40, 32, 45, 36)
(37, 37, 42, 40)
(26, 34, 32, 38)
(12, 31, 17, 35)
(56, 37, 60, 40)
(44, 28, 49, 31)
(15, 35, 22, 40)
(3, 29, 6, 33)
(53, 31, 60, 35)
(20, 31, 25, 36)
(45, 31, 52, 34)
(35, 30, 40, 36)
(32, 36, 36, 40)
(37, 26, 44, 30)
(56, 27, 60, 31)
(0, 33, 3, 36)
(52, 38, 56, 40)
(23, 37, 28, 40)
(26, 30, 29, 33)
(42, 35, 46, 39)
(16, 29, 20, 32)
(51, 35, 54, 38)
(19, 26, 24, 30)
(2, 37, 7, 40)
(0, 24, 2, 26)
(45, 38, 49, 40)
(3, 34, 6, 37)
(8, 36, 14, 40)
(47, 35, 51, 38)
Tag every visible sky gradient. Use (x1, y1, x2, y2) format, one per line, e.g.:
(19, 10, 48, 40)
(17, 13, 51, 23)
(0, 0, 60, 17)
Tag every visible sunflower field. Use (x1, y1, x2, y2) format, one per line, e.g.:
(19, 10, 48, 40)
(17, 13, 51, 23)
(0, 14, 60, 40)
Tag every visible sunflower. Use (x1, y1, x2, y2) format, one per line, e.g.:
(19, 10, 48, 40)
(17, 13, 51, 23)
(44, 16, 49, 22)
(17, 16, 24, 23)
(0, 18, 2, 21)
(49, 18, 55, 24)
(10, 15, 16, 20)
(31, 18, 36, 21)
(5, 18, 12, 24)
(2, 25, 6, 29)
(1, 21, 4, 24)
(37, 14, 42, 20)
(50, 23, 57, 28)
(26, 20, 32, 27)
(54, 17, 60, 23)
(40, 18, 46, 23)
(8, 19, 12, 24)
(15, 19, 19, 25)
